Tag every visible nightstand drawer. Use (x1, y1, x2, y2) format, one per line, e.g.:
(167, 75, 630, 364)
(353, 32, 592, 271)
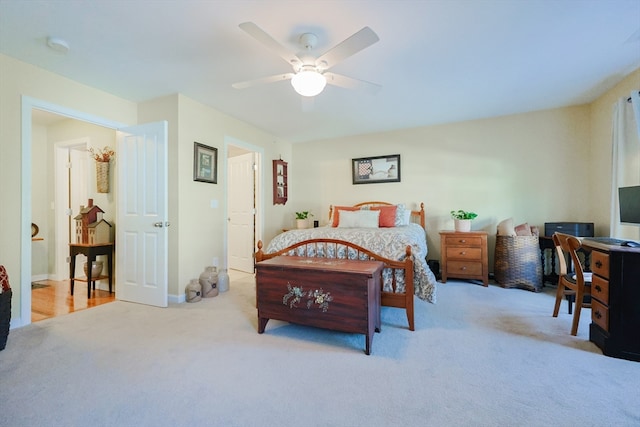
(446, 247, 482, 261)
(591, 274, 609, 306)
(444, 236, 483, 247)
(591, 251, 609, 279)
(592, 299, 609, 332)
(446, 261, 483, 276)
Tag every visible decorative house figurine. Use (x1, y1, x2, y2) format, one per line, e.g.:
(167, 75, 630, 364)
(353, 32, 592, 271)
(88, 214, 113, 245)
(74, 199, 111, 244)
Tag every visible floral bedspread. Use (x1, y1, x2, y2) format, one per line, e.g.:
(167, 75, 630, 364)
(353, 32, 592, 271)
(265, 224, 437, 303)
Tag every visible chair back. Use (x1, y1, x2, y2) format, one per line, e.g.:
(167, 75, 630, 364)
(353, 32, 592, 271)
(552, 232, 586, 285)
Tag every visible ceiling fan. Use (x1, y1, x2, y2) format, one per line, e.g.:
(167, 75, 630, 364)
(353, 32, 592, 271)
(232, 22, 381, 97)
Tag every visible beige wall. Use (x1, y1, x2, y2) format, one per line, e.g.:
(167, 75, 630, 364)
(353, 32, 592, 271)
(588, 68, 640, 237)
(139, 95, 293, 296)
(1, 55, 293, 324)
(290, 104, 603, 268)
(289, 68, 639, 267)
(2, 48, 638, 323)
(0, 54, 137, 324)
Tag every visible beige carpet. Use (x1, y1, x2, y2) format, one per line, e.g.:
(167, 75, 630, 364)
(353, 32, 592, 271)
(1, 271, 639, 427)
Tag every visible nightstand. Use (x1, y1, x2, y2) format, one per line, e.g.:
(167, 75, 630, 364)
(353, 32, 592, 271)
(439, 230, 488, 286)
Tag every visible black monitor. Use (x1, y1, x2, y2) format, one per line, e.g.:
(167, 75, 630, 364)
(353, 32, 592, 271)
(619, 185, 640, 225)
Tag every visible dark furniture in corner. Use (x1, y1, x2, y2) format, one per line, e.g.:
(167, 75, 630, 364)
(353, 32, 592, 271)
(582, 239, 640, 362)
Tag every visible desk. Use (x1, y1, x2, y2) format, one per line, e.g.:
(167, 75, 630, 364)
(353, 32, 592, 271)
(582, 239, 640, 362)
(69, 243, 114, 298)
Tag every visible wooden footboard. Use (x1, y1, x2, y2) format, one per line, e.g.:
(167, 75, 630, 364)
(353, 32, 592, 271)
(256, 238, 415, 331)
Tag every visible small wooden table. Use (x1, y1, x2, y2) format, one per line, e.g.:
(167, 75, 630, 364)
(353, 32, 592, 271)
(255, 256, 383, 355)
(69, 243, 114, 298)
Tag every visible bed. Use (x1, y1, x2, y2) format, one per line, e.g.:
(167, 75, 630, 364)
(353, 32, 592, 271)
(255, 202, 438, 331)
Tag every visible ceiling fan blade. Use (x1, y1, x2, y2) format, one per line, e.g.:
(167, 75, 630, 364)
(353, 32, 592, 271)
(315, 27, 379, 70)
(239, 22, 301, 67)
(232, 73, 294, 89)
(324, 72, 381, 95)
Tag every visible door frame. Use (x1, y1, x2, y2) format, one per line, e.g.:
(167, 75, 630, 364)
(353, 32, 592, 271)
(224, 136, 264, 273)
(19, 96, 126, 327)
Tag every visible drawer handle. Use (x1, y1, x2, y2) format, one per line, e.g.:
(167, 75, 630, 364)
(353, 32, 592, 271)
(595, 260, 602, 268)
(595, 285, 602, 293)
(460, 266, 467, 271)
(458, 239, 466, 243)
(459, 251, 466, 255)
(594, 310, 602, 319)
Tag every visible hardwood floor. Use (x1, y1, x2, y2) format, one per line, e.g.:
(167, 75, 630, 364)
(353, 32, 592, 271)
(31, 279, 115, 322)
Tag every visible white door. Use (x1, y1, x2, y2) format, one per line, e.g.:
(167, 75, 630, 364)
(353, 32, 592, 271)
(116, 122, 168, 307)
(228, 152, 256, 273)
(53, 140, 89, 281)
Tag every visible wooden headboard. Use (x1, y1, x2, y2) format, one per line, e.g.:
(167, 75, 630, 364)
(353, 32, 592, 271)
(329, 201, 425, 229)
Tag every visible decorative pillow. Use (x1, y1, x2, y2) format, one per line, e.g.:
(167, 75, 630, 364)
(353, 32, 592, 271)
(497, 218, 516, 236)
(338, 210, 380, 228)
(515, 222, 533, 236)
(395, 203, 407, 226)
(402, 209, 412, 226)
(370, 205, 397, 227)
(330, 206, 360, 227)
(0, 265, 9, 293)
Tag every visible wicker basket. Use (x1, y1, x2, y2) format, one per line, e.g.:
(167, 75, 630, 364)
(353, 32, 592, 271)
(494, 235, 542, 292)
(96, 161, 109, 193)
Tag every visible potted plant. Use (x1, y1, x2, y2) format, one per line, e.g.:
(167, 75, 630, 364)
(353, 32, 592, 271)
(295, 211, 313, 229)
(450, 210, 478, 232)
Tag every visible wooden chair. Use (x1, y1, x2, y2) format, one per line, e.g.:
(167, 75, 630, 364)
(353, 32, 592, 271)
(552, 232, 592, 336)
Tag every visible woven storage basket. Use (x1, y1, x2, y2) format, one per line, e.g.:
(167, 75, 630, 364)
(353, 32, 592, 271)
(96, 161, 109, 193)
(494, 235, 542, 292)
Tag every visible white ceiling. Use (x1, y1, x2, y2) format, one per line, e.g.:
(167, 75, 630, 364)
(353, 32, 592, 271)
(2, 0, 639, 143)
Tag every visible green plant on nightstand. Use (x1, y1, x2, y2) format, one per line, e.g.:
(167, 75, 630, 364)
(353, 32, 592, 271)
(450, 210, 478, 220)
(450, 210, 477, 232)
(295, 211, 313, 229)
(295, 211, 313, 220)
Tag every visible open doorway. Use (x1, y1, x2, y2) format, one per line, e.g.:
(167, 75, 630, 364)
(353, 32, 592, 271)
(29, 108, 117, 323)
(226, 139, 263, 274)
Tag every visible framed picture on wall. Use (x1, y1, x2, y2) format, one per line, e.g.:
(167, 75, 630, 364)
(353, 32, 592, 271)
(193, 142, 217, 184)
(352, 154, 401, 184)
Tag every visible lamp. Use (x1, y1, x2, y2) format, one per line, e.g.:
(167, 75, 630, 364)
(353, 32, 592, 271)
(291, 68, 327, 97)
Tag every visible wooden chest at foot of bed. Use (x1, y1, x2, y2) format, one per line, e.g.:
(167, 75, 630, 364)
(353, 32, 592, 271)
(255, 256, 383, 355)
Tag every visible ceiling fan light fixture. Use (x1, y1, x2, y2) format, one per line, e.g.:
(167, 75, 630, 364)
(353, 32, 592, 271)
(291, 70, 327, 97)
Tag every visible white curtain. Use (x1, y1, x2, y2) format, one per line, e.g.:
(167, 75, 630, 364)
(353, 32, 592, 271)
(610, 90, 640, 238)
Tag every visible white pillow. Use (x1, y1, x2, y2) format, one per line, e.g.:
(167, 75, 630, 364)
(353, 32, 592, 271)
(402, 209, 412, 226)
(338, 210, 380, 228)
(497, 218, 516, 236)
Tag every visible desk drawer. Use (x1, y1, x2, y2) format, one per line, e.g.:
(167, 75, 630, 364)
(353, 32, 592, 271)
(591, 251, 609, 279)
(446, 247, 482, 261)
(592, 299, 609, 332)
(446, 261, 483, 276)
(444, 236, 482, 247)
(591, 274, 609, 306)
